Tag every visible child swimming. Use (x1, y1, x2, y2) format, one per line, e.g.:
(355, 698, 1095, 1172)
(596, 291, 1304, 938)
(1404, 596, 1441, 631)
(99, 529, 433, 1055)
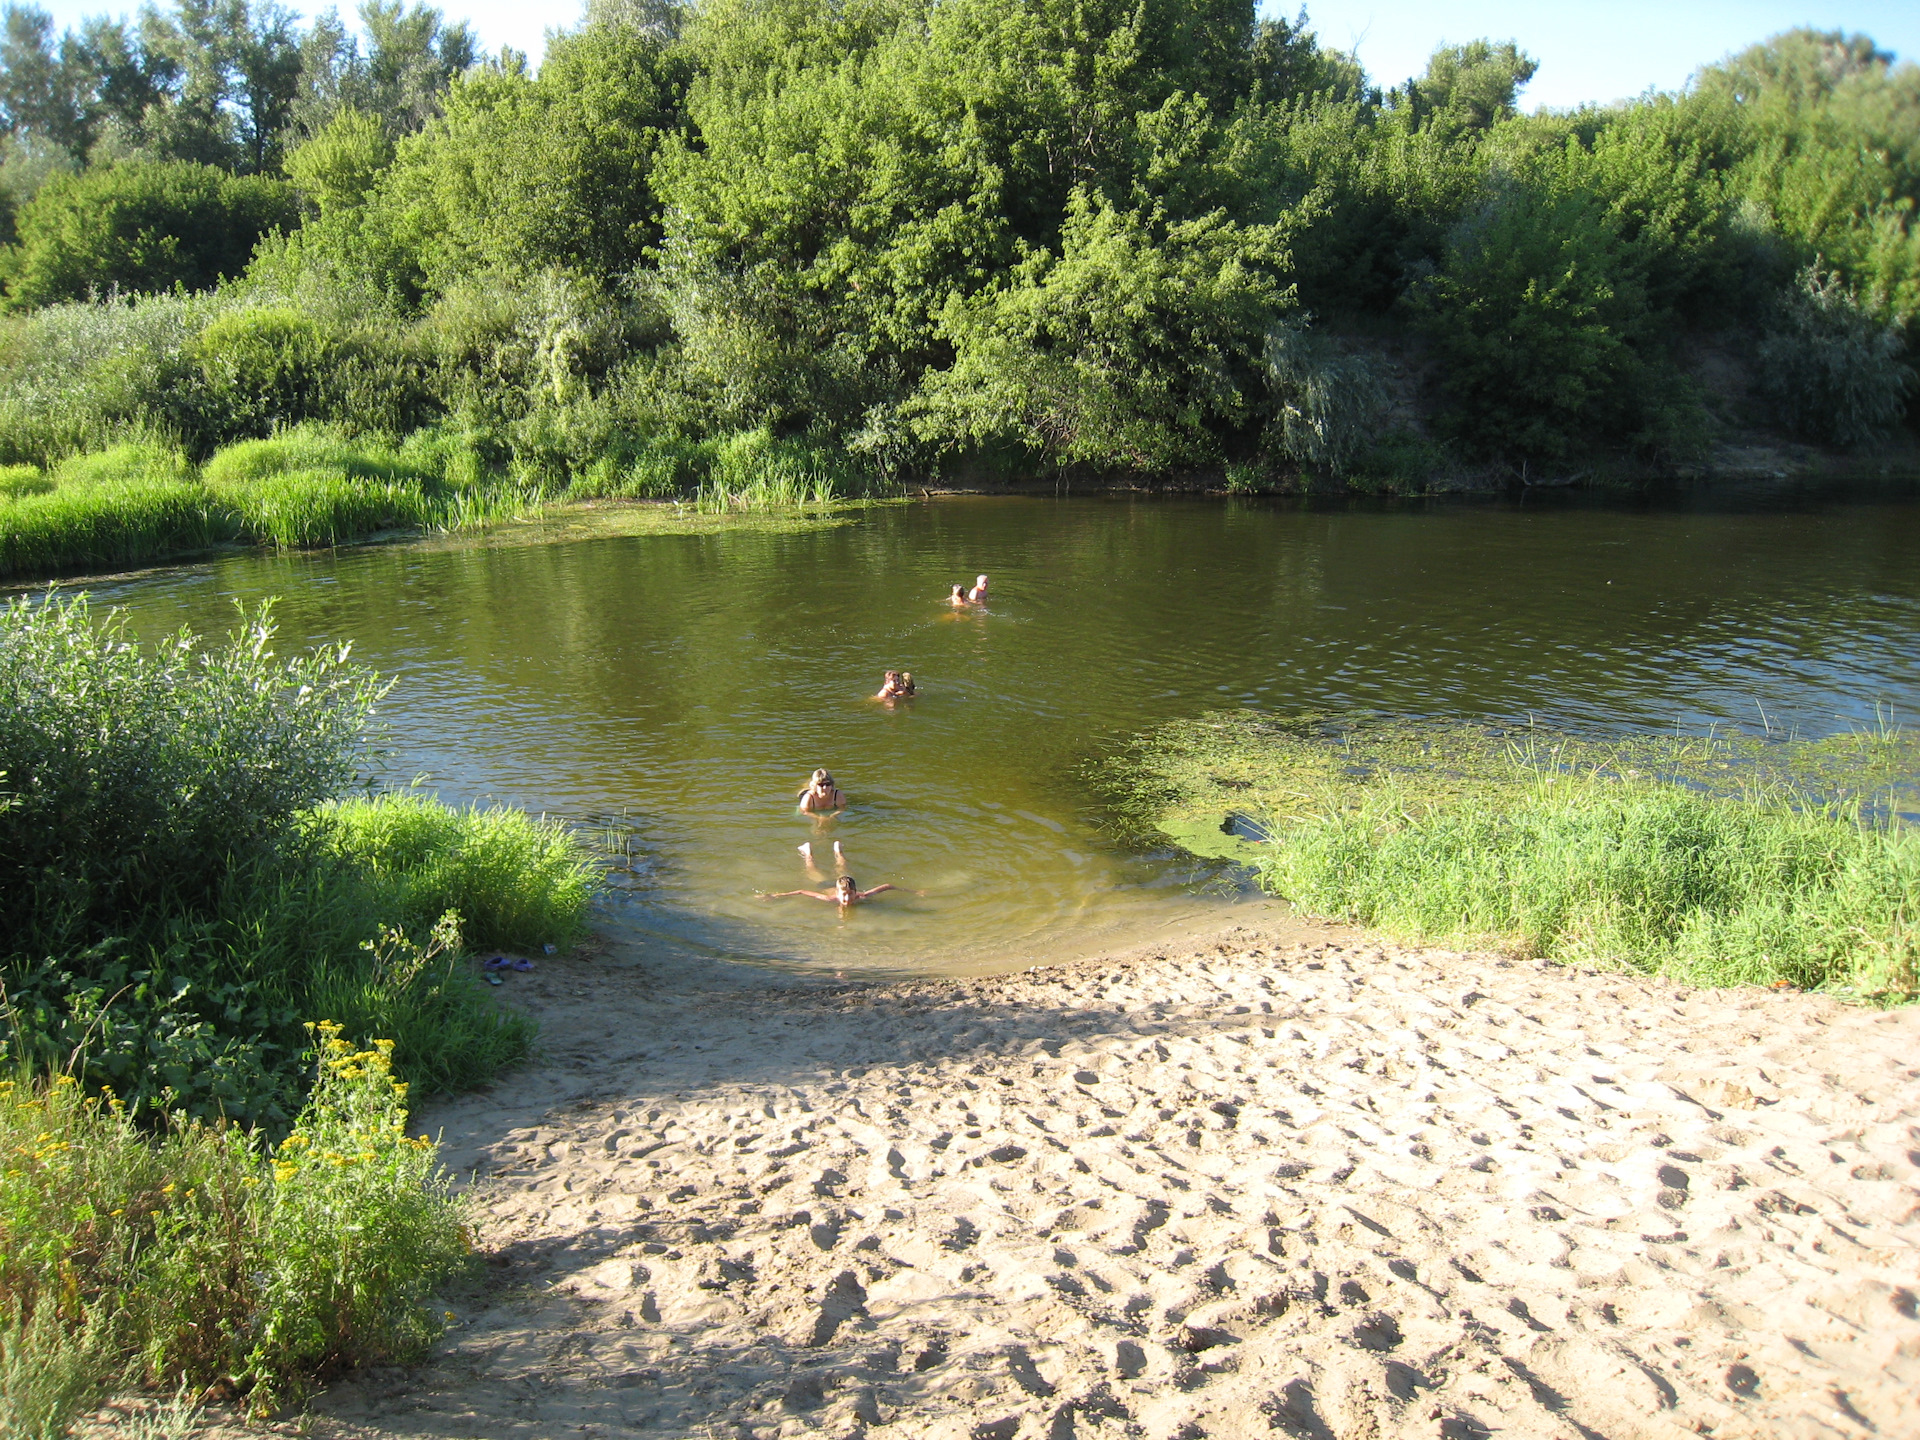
(875, 670, 915, 700)
(760, 875, 897, 908)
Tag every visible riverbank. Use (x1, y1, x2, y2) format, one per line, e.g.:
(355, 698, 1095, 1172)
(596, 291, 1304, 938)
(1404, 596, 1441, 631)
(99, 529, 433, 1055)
(189, 920, 1920, 1440)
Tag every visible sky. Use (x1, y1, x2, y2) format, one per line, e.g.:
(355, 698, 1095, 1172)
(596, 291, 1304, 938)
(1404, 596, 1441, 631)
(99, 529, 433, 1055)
(24, 0, 1920, 110)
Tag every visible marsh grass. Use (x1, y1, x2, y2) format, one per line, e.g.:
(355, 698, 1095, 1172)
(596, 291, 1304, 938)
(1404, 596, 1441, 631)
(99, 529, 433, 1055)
(0, 420, 873, 580)
(1108, 711, 1920, 997)
(0, 1030, 469, 1430)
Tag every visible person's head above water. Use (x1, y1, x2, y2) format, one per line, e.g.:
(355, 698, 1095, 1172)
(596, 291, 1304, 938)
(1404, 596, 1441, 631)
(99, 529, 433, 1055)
(835, 875, 859, 904)
(949, 584, 966, 601)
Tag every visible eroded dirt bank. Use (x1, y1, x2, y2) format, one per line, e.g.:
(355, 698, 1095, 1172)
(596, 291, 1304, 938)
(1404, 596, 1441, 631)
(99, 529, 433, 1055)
(286, 926, 1916, 1440)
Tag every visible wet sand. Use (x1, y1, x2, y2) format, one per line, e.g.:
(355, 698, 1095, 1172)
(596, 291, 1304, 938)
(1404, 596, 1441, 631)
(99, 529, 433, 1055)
(244, 924, 1916, 1440)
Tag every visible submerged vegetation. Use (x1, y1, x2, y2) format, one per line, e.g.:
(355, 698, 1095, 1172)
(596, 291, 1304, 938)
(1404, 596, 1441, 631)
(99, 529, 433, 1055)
(0, 0, 1908, 582)
(1110, 712, 1920, 999)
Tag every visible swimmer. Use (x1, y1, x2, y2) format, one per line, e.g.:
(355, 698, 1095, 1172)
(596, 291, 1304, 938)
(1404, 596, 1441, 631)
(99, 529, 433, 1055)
(948, 584, 969, 607)
(797, 769, 845, 814)
(875, 670, 913, 701)
(797, 840, 847, 879)
(760, 874, 897, 908)
(966, 573, 988, 602)
(899, 671, 916, 695)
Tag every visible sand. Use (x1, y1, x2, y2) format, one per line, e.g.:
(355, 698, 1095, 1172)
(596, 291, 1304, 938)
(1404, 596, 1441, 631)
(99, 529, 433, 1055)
(274, 924, 1918, 1440)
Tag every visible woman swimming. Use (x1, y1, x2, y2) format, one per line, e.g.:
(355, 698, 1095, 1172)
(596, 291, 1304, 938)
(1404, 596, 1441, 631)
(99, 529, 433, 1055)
(966, 573, 989, 602)
(760, 874, 897, 908)
(797, 768, 845, 813)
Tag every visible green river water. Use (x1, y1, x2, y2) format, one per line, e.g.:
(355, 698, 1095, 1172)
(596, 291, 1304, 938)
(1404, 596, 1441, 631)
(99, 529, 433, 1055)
(64, 490, 1920, 976)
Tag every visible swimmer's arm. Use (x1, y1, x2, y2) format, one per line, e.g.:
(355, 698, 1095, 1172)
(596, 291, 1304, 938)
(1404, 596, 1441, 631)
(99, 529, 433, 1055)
(857, 884, 898, 899)
(759, 889, 838, 901)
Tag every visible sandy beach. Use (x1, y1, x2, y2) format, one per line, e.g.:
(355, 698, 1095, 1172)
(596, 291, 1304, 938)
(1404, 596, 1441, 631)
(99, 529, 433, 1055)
(266, 922, 1918, 1440)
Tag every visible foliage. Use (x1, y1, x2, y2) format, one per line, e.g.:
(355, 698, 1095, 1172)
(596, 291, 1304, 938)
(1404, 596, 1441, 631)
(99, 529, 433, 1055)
(1262, 325, 1389, 473)
(0, 593, 595, 1122)
(314, 792, 598, 954)
(1109, 711, 1920, 997)
(1756, 264, 1915, 447)
(0, 6, 1916, 477)
(0, 160, 297, 309)
(0, 1038, 469, 1429)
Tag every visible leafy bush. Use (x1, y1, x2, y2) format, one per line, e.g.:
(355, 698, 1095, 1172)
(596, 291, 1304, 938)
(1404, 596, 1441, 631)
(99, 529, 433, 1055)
(1, 162, 299, 310)
(194, 307, 336, 434)
(1755, 264, 1915, 447)
(241, 1024, 469, 1410)
(0, 594, 384, 948)
(1, 594, 593, 1119)
(0, 1037, 470, 1429)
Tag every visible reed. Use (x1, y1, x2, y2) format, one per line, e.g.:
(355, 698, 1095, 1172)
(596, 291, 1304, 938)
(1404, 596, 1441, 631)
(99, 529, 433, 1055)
(0, 477, 230, 576)
(214, 470, 436, 548)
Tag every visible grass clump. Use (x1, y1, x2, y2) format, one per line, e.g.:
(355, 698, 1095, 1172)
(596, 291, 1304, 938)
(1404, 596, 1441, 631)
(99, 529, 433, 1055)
(0, 1027, 468, 1429)
(316, 793, 598, 954)
(1108, 711, 1920, 998)
(0, 464, 50, 499)
(2, 592, 599, 1124)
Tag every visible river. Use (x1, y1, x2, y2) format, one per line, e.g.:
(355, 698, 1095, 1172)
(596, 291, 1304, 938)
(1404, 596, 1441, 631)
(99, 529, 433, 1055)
(68, 489, 1920, 975)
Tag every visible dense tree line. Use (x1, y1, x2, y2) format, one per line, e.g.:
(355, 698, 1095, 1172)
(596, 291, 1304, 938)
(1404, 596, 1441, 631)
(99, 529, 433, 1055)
(0, 0, 1914, 485)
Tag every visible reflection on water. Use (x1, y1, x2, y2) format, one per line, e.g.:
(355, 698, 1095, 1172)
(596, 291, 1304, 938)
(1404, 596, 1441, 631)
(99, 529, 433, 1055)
(69, 492, 1920, 975)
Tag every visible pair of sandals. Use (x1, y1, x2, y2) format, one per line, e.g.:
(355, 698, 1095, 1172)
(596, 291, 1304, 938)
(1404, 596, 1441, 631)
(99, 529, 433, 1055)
(482, 954, 535, 985)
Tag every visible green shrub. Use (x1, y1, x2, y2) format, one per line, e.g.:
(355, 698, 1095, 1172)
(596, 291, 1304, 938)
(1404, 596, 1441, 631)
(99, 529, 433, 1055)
(0, 593, 384, 948)
(1755, 264, 1915, 447)
(0, 463, 49, 498)
(0, 1039, 470, 1426)
(1, 595, 590, 1119)
(1262, 327, 1391, 475)
(3, 162, 299, 310)
(240, 1025, 469, 1411)
(194, 308, 335, 434)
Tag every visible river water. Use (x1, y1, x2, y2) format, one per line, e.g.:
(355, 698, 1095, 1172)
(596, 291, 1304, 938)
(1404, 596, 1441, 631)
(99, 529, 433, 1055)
(69, 490, 1920, 975)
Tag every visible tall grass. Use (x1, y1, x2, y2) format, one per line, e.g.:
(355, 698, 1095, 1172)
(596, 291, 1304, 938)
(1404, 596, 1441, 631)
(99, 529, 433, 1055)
(1110, 712, 1920, 998)
(0, 425, 547, 579)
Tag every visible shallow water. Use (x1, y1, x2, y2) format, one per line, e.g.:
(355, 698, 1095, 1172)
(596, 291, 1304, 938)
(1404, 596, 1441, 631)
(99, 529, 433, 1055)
(71, 489, 1920, 975)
